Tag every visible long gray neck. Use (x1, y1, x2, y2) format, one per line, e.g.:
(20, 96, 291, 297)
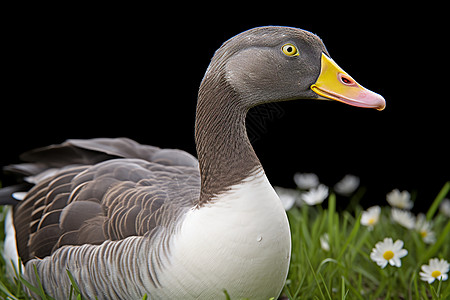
(195, 70, 262, 205)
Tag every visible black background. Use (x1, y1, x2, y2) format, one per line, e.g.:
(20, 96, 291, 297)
(2, 5, 448, 211)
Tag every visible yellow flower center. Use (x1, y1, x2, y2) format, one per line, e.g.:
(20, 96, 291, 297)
(431, 270, 442, 278)
(383, 250, 394, 260)
(420, 230, 428, 238)
(368, 218, 375, 225)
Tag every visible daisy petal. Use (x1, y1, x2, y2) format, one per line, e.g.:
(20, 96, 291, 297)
(379, 260, 388, 268)
(391, 257, 401, 267)
(393, 239, 404, 250)
(421, 265, 431, 273)
(397, 249, 408, 258)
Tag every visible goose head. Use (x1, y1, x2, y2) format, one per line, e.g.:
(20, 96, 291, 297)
(201, 26, 385, 111)
(196, 26, 385, 203)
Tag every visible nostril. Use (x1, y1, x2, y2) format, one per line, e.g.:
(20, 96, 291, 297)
(339, 73, 356, 86)
(341, 76, 351, 84)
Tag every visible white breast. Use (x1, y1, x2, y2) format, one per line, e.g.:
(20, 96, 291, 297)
(155, 168, 291, 299)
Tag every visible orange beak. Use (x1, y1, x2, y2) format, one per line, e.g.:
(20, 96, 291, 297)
(311, 53, 386, 111)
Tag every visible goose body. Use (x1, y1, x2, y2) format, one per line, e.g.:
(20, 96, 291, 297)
(11, 162, 288, 299)
(1, 26, 384, 299)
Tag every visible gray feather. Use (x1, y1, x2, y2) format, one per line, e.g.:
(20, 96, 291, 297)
(10, 138, 199, 268)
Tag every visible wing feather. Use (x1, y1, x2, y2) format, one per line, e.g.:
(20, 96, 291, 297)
(6, 138, 200, 264)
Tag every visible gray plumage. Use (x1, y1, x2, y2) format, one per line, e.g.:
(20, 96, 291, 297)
(12, 138, 199, 263)
(10, 138, 200, 298)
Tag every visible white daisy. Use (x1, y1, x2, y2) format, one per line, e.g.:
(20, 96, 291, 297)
(391, 208, 416, 230)
(415, 214, 436, 244)
(440, 198, 450, 217)
(293, 173, 319, 190)
(370, 237, 408, 268)
(274, 186, 300, 211)
(360, 206, 381, 230)
(334, 174, 360, 196)
(419, 258, 450, 284)
(301, 184, 329, 206)
(386, 189, 413, 210)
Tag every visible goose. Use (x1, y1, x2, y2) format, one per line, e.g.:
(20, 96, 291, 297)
(0, 26, 385, 299)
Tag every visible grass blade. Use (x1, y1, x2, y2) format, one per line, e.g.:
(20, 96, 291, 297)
(66, 269, 81, 296)
(303, 245, 326, 300)
(33, 264, 52, 300)
(0, 280, 19, 300)
(327, 193, 336, 237)
(426, 181, 450, 220)
(317, 272, 332, 300)
(337, 213, 361, 261)
(18, 273, 45, 299)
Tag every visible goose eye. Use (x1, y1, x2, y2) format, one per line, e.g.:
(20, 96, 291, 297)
(282, 43, 299, 57)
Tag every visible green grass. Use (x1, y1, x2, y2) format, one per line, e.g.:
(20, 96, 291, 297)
(0, 182, 449, 299)
(284, 182, 450, 299)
